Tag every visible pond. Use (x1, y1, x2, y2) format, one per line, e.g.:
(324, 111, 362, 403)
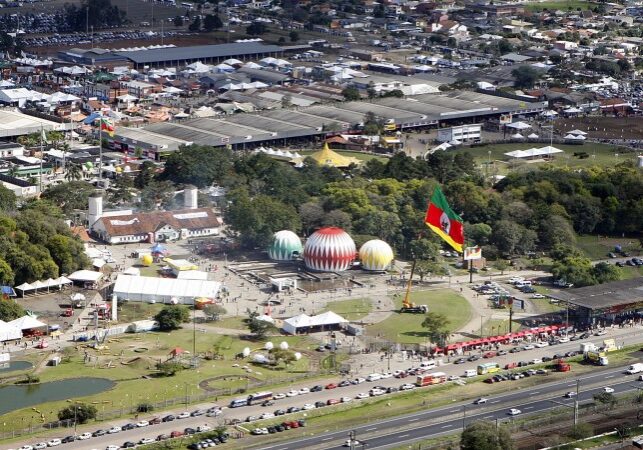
(0, 361, 33, 374)
(0, 378, 115, 415)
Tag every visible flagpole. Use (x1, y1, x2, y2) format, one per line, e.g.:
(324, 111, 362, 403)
(98, 115, 102, 181)
(39, 124, 43, 194)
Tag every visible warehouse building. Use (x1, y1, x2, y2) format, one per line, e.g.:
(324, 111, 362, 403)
(549, 278, 643, 327)
(111, 90, 547, 159)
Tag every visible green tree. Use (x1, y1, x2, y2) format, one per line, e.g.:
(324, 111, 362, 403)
(421, 312, 451, 346)
(0, 185, 16, 211)
(289, 30, 299, 42)
(0, 257, 14, 285)
(203, 14, 223, 32)
(0, 299, 25, 321)
(189, 16, 202, 31)
(460, 421, 514, 450)
(511, 65, 542, 89)
(247, 310, 273, 339)
(154, 305, 190, 331)
(246, 22, 267, 35)
(593, 392, 616, 408)
(270, 348, 296, 368)
(415, 260, 446, 282)
(160, 145, 233, 188)
(42, 181, 94, 215)
(139, 180, 176, 211)
(173, 15, 184, 27)
(64, 161, 83, 181)
(465, 223, 492, 246)
(493, 260, 509, 275)
(134, 161, 157, 189)
(341, 86, 361, 101)
(57, 404, 97, 424)
(568, 423, 594, 440)
(155, 361, 185, 377)
(203, 304, 227, 321)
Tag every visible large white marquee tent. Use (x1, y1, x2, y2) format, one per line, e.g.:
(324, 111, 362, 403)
(113, 274, 221, 303)
(282, 311, 348, 335)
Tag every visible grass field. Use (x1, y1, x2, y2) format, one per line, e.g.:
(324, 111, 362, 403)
(366, 290, 471, 344)
(298, 149, 389, 163)
(575, 235, 641, 260)
(214, 316, 247, 330)
(117, 301, 164, 323)
(0, 329, 320, 433)
(523, 0, 598, 11)
(455, 142, 632, 176)
(479, 318, 522, 337)
(321, 298, 373, 321)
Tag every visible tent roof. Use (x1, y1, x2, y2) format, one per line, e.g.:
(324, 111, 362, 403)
(68, 270, 104, 282)
(122, 267, 141, 276)
(305, 142, 361, 168)
(505, 146, 563, 158)
(282, 311, 348, 329)
(113, 274, 221, 299)
(506, 121, 531, 130)
(15, 282, 33, 291)
(8, 315, 46, 330)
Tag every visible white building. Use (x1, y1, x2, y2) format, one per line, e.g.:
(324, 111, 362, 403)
(437, 124, 482, 143)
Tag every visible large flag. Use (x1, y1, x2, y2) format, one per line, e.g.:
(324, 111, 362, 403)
(424, 186, 464, 253)
(99, 117, 115, 137)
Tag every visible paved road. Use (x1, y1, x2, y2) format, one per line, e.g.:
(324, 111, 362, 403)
(256, 369, 643, 450)
(6, 327, 641, 450)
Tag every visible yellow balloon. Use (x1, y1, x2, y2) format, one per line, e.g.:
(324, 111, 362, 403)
(141, 254, 153, 266)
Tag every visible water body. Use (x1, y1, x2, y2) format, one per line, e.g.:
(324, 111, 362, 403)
(0, 378, 115, 415)
(0, 361, 33, 374)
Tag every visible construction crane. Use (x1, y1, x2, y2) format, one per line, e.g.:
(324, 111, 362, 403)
(400, 260, 428, 314)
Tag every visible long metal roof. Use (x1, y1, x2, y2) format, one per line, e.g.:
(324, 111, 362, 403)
(116, 43, 282, 64)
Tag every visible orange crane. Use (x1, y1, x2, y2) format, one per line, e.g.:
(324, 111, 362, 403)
(400, 260, 428, 314)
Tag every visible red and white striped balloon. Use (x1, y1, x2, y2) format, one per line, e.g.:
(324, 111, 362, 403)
(303, 227, 356, 272)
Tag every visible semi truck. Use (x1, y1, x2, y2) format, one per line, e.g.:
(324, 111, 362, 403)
(585, 351, 609, 366)
(626, 363, 643, 374)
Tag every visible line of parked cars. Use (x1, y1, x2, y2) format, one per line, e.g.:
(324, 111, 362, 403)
(250, 419, 306, 436)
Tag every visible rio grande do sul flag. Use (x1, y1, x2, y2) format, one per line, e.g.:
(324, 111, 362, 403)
(424, 186, 464, 253)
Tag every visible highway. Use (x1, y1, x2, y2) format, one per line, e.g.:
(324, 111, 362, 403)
(256, 369, 643, 450)
(3, 327, 641, 450)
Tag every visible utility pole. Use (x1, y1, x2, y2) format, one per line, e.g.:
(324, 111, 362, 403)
(462, 404, 467, 430)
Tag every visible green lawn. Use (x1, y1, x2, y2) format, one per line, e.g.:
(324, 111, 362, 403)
(455, 143, 631, 176)
(214, 316, 248, 330)
(321, 298, 373, 321)
(366, 289, 471, 344)
(523, 0, 598, 11)
(479, 318, 522, 337)
(299, 149, 388, 163)
(117, 301, 164, 323)
(575, 235, 641, 260)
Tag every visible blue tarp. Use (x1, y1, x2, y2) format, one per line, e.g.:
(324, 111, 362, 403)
(1, 286, 16, 297)
(82, 112, 101, 125)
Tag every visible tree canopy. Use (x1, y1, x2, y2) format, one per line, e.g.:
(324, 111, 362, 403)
(154, 305, 191, 331)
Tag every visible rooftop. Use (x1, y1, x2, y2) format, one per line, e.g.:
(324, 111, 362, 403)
(549, 278, 643, 310)
(116, 43, 283, 64)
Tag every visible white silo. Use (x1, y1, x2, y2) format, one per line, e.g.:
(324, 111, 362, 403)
(184, 185, 198, 210)
(87, 192, 103, 227)
(638, 155, 643, 168)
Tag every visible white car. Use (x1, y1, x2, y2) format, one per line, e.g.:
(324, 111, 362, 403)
(380, 372, 393, 379)
(535, 342, 549, 348)
(356, 392, 369, 399)
(531, 359, 543, 364)
(19, 446, 34, 450)
(523, 344, 535, 350)
(341, 396, 352, 403)
(344, 439, 361, 447)
(369, 388, 386, 396)
(286, 390, 299, 397)
(474, 398, 488, 404)
(34, 444, 47, 450)
(253, 428, 269, 435)
(366, 373, 382, 382)
(352, 377, 365, 384)
(273, 393, 286, 399)
(564, 391, 577, 398)
(603, 386, 614, 393)
(531, 294, 546, 299)
(106, 446, 120, 450)
(447, 375, 460, 381)
(108, 426, 121, 434)
(78, 433, 92, 440)
(177, 412, 191, 419)
(298, 387, 310, 394)
(400, 383, 415, 390)
(136, 420, 149, 427)
(47, 439, 62, 447)
(302, 403, 315, 410)
(138, 438, 154, 444)
(260, 412, 275, 419)
(508, 408, 522, 416)
(558, 337, 570, 343)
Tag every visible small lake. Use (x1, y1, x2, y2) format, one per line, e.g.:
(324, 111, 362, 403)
(0, 378, 115, 415)
(0, 361, 33, 374)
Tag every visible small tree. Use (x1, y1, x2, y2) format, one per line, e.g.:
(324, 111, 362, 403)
(461, 421, 514, 450)
(341, 86, 361, 101)
(155, 361, 184, 377)
(137, 403, 154, 413)
(270, 348, 296, 368)
(204, 304, 227, 322)
(246, 309, 273, 339)
(289, 30, 299, 42)
(421, 312, 451, 347)
(415, 260, 447, 282)
(567, 423, 594, 440)
(593, 392, 616, 408)
(57, 404, 97, 424)
(0, 299, 25, 322)
(154, 305, 190, 331)
(493, 260, 509, 275)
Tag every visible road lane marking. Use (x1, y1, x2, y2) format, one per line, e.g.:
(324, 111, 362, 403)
(322, 438, 332, 441)
(449, 409, 460, 413)
(568, 383, 577, 386)
(366, 427, 377, 431)
(407, 418, 420, 422)
(524, 406, 534, 410)
(529, 392, 539, 395)
(605, 375, 615, 379)
(490, 400, 500, 403)
(483, 415, 493, 419)
(441, 425, 452, 429)
(399, 433, 409, 437)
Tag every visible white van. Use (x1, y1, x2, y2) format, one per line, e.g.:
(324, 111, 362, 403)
(463, 369, 477, 378)
(420, 360, 437, 370)
(366, 373, 381, 382)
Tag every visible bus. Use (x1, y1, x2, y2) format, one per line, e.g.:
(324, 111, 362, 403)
(247, 391, 274, 405)
(477, 362, 500, 375)
(416, 372, 447, 387)
(229, 397, 248, 408)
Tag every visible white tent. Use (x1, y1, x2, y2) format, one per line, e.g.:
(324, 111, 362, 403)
(282, 311, 348, 334)
(71, 293, 86, 301)
(223, 58, 243, 66)
(68, 270, 104, 283)
(56, 276, 72, 286)
(256, 314, 275, 323)
(15, 282, 33, 292)
(527, 133, 539, 139)
(542, 110, 558, 117)
(568, 129, 587, 135)
(563, 107, 582, 114)
(112, 274, 221, 303)
(510, 133, 525, 140)
(176, 270, 208, 280)
(504, 146, 564, 159)
(564, 133, 586, 140)
(506, 121, 531, 130)
(8, 315, 46, 331)
(0, 320, 21, 341)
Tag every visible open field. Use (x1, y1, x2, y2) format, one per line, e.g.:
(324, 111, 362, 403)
(321, 298, 373, 321)
(366, 289, 471, 344)
(0, 329, 320, 432)
(479, 318, 523, 337)
(555, 116, 643, 140)
(117, 301, 164, 323)
(454, 142, 635, 176)
(523, 0, 599, 11)
(214, 316, 247, 330)
(575, 235, 642, 260)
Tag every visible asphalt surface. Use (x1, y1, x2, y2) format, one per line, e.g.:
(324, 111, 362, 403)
(5, 327, 642, 450)
(257, 369, 643, 450)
